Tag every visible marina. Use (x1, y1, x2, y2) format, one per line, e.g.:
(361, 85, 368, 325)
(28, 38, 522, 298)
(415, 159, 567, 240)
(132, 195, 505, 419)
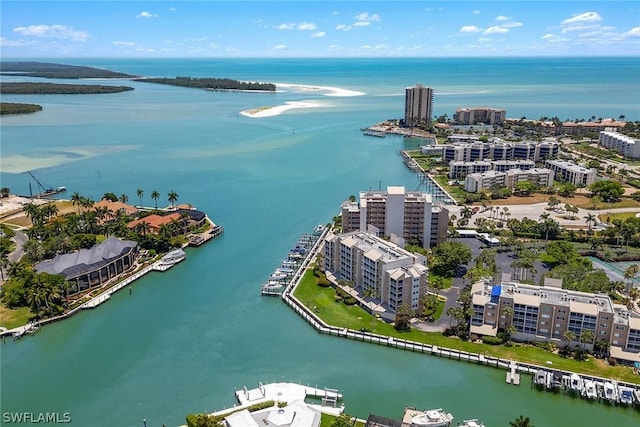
(261, 227, 324, 297)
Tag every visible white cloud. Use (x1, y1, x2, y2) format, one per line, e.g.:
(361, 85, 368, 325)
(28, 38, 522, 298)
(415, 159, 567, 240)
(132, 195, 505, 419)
(472, 10, 481, 15)
(113, 41, 136, 46)
(311, 32, 326, 38)
(542, 34, 555, 40)
(273, 44, 287, 50)
(495, 15, 511, 22)
(136, 11, 158, 19)
(502, 21, 522, 29)
(355, 12, 381, 23)
(353, 21, 370, 27)
(13, 24, 89, 41)
(336, 24, 351, 31)
(562, 12, 602, 25)
(276, 22, 317, 31)
(0, 37, 37, 47)
(297, 22, 317, 31)
(277, 23, 295, 30)
(477, 38, 493, 43)
(484, 26, 509, 35)
(561, 24, 600, 34)
(168, 8, 177, 12)
(624, 27, 640, 37)
(460, 25, 481, 34)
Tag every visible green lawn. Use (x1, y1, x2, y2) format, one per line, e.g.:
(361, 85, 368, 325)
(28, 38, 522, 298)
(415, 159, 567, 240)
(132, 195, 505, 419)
(0, 305, 33, 330)
(294, 270, 640, 384)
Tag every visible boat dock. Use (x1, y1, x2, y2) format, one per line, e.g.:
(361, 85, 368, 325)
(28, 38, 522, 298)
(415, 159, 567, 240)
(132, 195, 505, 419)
(260, 226, 325, 296)
(189, 223, 223, 247)
(234, 381, 342, 413)
(506, 360, 520, 385)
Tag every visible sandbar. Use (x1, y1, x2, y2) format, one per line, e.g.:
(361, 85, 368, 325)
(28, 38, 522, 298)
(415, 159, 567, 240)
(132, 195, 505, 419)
(240, 82, 364, 118)
(240, 101, 319, 118)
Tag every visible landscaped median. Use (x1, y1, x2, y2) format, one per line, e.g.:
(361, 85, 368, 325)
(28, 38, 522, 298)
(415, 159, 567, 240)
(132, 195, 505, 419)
(293, 268, 640, 385)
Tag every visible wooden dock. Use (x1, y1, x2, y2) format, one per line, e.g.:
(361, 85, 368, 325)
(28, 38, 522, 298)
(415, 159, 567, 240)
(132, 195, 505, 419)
(505, 360, 521, 385)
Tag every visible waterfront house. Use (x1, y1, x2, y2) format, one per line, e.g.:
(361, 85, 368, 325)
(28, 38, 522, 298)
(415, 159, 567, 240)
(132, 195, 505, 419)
(35, 237, 138, 295)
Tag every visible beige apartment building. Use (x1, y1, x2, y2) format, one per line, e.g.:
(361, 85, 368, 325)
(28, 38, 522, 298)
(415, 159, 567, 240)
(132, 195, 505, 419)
(340, 186, 448, 249)
(465, 168, 554, 193)
(469, 279, 640, 364)
(455, 107, 506, 125)
(599, 131, 640, 159)
(323, 231, 428, 316)
(544, 159, 597, 187)
(404, 84, 434, 127)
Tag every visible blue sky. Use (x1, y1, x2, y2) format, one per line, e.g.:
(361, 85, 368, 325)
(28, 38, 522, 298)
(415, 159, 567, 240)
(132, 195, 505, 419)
(1, 1, 639, 57)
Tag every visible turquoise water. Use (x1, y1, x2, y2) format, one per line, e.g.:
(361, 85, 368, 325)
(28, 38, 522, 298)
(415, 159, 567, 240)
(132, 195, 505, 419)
(1, 58, 640, 426)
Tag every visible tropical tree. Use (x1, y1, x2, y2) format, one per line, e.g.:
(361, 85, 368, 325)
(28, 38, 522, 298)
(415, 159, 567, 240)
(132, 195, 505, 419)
(71, 191, 82, 214)
(136, 188, 144, 207)
(562, 330, 576, 348)
(168, 190, 179, 208)
(584, 213, 597, 234)
(151, 190, 160, 210)
(509, 415, 534, 427)
(623, 264, 640, 295)
(547, 195, 559, 210)
(119, 194, 129, 204)
(579, 329, 595, 353)
(460, 205, 473, 220)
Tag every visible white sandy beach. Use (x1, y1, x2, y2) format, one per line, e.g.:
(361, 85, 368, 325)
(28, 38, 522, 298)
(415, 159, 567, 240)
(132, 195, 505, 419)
(240, 83, 365, 118)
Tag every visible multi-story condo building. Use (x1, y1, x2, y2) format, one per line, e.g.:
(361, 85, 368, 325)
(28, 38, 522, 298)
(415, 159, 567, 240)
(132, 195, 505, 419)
(450, 159, 536, 179)
(340, 186, 448, 249)
(434, 141, 559, 163)
(544, 159, 597, 186)
(404, 84, 434, 128)
(448, 160, 492, 179)
(455, 107, 506, 125)
(469, 279, 640, 364)
(599, 131, 640, 159)
(324, 231, 428, 316)
(464, 170, 505, 193)
(447, 134, 481, 143)
(465, 168, 554, 193)
(504, 168, 554, 189)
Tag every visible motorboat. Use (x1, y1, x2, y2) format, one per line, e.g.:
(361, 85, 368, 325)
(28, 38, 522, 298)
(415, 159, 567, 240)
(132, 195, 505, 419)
(618, 386, 634, 405)
(313, 224, 325, 235)
(603, 381, 618, 403)
(270, 271, 288, 280)
(278, 267, 294, 274)
(406, 408, 453, 427)
(583, 380, 598, 400)
(534, 369, 548, 388)
(569, 373, 583, 394)
(281, 260, 297, 267)
(459, 420, 485, 427)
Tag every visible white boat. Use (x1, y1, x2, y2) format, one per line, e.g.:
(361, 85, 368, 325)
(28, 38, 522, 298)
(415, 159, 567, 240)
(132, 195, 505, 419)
(159, 248, 186, 266)
(618, 386, 634, 405)
(270, 272, 287, 280)
(583, 380, 598, 399)
(278, 267, 294, 274)
(407, 409, 453, 427)
(313, 224, 325, 235)
(281, 260, 297, 267)
(603, 381, 618, 403)
(459, 420, 485, 427)
(569, 373, 583, 394)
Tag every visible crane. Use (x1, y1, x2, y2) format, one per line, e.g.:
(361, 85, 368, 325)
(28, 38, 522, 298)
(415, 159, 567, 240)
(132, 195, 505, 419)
(25, 171, 66, 197)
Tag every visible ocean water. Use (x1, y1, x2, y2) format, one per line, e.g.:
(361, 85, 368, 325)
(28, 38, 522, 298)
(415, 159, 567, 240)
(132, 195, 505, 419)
(1, 58, 640, 427)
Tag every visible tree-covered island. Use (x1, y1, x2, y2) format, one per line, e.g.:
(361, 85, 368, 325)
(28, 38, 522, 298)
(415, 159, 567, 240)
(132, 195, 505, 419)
(0, 61, 137, 79)
(0, 82, 134, 95)
(138, 76, 276, 92)
(1, 102, 42, 115)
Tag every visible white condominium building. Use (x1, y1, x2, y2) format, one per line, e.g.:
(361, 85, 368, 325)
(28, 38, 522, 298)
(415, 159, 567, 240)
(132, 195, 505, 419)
(340, 186, 448, 249)
(544, 159, 597, 186)
(469, 279, 640, 364)
(455, 107, 506, 125)
(404, 84, 434, 127)
(599, 131, 640, 159)
(464, 168, 554, 193)
(324, 231, 428, 315)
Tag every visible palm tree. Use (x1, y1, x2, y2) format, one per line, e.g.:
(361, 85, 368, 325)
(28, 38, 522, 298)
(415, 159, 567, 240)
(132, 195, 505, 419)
(579, 329, 594, 353)
(584, 213, 596, 234)
(167, 190, 179, 208)
(460, 206, 473, 220)
(71, 191, 82, 214)
(151, 190, 160, 210)
(623, 264, 640, 295)
(119, 194, 129, 204)
(136, 188, 144, 207)
(562, 330, 576, 349)
(509, 415, 534, 427)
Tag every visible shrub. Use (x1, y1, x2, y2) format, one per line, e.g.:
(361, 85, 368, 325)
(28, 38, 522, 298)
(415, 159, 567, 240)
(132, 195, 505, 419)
(343, 296, 357, 305)
(482, 335, 504, 345)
